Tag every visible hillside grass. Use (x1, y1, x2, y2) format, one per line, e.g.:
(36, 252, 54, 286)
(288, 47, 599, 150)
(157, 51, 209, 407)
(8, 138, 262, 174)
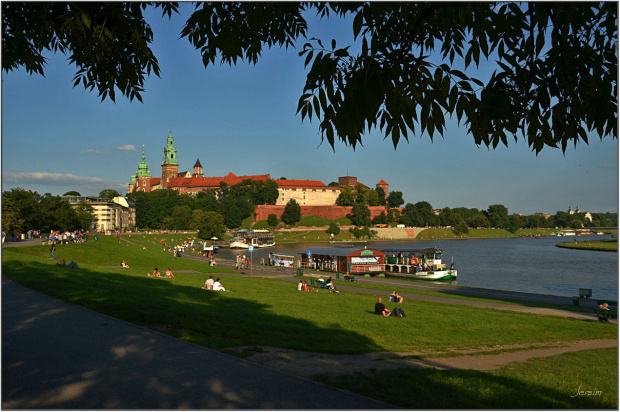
(2, 235, 617, 408)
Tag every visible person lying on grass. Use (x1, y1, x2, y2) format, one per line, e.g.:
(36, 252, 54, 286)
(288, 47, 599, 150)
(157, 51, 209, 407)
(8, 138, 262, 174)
(120, 260, 130, 268)
(375, 297, 406, 317)
(56, 259, 78, 268)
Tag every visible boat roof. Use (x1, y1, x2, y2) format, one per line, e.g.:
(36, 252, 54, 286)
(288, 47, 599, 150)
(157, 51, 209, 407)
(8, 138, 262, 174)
(297, 246, 379, 257)
(374, 246, 445, 254)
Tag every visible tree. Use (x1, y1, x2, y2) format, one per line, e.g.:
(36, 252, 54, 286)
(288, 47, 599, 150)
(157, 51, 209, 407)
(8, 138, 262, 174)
(486, 204, 509, 228)
(372, 211, 388, 225)
(386, 191, 404, 208)
(195, 211, 226, 240)
(1, 198, 24, 234)
(281, 199, 301, 226)
(99, 189, 121, 199)
(453, 220, 469, 236)
(4, 3, 615, 152)
(336, 186, 356, 206)
(267, 213, 279, 227)
(326, 222, 340, 236)
(349, 203, 371, 227)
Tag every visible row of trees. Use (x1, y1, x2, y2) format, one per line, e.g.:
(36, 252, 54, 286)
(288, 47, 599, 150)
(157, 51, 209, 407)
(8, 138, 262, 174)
(351, 201, 617, 234)
(2, 188, 94, 234)
(3, 184, 616, 239)
(335, 184, 405, 208)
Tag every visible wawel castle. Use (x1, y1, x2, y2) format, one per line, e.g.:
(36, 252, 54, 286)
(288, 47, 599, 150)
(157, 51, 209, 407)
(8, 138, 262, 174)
(128, 132, 392, 220)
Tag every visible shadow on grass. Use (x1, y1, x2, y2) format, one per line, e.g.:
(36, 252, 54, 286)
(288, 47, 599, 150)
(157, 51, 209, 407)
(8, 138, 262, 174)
(2, 259, 391, 408)
(315, 366, 617, 409)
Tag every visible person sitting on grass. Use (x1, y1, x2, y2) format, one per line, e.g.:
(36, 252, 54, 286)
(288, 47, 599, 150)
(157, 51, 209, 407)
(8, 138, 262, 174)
(213, 278, 226, 291)
(120, 260, 130, 268)
(203, 275, 214, 290)
(389, 291, 404, 303)
(165, 268, 175, 278)
(375, 297, 406, 318)
(147, 268, 161, 277)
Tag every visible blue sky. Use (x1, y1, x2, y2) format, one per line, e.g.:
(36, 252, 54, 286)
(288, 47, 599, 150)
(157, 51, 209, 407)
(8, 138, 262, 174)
(2, 5, 618, 216)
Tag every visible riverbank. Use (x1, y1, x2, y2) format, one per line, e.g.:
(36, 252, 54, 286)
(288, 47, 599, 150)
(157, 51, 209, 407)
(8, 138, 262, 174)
(556, 238, 618, 252)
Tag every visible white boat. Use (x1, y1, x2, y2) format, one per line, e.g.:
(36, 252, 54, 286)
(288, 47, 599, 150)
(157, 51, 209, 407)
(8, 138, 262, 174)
(229, 229, 275, 249)
(379, 247, 457, 281)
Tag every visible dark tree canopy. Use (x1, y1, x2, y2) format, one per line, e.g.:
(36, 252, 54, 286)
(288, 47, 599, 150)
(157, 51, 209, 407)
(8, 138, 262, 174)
(3, 2, 616, 153)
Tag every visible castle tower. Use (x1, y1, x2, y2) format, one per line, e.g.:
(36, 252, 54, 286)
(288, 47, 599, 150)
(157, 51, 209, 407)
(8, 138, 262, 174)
(129, 145, 152, 193)
(161, 130, 179, 189)
(193, 158, 203, 177)
(376, 179, 389, 195)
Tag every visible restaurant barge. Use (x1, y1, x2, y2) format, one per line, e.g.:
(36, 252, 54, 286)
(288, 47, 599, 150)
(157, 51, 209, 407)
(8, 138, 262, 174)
(297, 246, 385, 275)
(297, 245, 457, 280)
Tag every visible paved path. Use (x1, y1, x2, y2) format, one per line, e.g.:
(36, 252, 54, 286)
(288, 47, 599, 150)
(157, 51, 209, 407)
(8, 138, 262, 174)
(1, 277, 391, 409)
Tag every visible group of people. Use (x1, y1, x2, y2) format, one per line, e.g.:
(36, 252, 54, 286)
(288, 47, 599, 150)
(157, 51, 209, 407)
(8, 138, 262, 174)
(202, 275, 226, 291)
(235, 254, 250, 270)
(316, 276, 335, 290)
(146, 268, 175, 278)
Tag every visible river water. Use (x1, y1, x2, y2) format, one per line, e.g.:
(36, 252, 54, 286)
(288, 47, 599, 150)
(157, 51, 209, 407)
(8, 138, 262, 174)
(218, 234, 618, 300)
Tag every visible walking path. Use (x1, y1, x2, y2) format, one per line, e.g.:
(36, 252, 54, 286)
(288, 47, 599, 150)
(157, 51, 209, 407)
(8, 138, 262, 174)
(1, 276, 391, 409)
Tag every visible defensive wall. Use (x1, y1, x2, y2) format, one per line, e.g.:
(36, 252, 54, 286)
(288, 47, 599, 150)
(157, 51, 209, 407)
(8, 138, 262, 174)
(272, 226, 425, 240)
(255, 205, 403, 221)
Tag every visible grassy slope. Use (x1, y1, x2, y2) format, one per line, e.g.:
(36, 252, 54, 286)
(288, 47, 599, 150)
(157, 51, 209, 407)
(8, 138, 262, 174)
(3, 235, 617, 408)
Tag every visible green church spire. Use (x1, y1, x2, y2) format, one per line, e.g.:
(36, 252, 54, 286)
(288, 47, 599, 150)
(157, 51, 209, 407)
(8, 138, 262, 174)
(162, 130, 179, 166)
(136, 145, 151, 177)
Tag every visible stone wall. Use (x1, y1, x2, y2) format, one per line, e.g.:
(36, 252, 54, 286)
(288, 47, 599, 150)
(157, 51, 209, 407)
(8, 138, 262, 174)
(255, 205, 402, 221)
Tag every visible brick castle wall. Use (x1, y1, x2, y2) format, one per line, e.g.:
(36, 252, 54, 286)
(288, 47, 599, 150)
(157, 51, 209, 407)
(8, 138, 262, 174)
(255, 205, 400, 221)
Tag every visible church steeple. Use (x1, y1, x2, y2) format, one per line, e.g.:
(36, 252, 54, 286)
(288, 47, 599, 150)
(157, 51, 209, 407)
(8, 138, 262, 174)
(193, 158, 203, 177)
(161, 130, 179, 188)
(162, 130, 179, 166)
(129, 145, 153, 193)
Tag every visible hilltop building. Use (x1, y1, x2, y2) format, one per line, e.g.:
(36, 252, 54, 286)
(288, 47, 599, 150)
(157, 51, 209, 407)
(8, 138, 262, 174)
(128, 132, 392, 212)
(568, 205, 593, 222)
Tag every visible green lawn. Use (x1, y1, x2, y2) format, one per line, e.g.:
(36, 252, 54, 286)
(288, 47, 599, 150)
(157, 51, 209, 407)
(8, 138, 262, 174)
(2, 235, 617, 408)
(557, 239, 618, 252)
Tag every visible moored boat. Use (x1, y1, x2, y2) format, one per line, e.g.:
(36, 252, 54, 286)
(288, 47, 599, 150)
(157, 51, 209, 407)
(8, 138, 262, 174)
(376, 247, 457, 280)
(229, 229, 275, 249)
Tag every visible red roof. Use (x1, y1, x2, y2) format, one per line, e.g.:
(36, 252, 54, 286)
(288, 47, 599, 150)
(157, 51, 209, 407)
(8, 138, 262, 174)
(274, 179, 326, 188)
(167, 173, 271, 189)
(377, 179, 388, 185)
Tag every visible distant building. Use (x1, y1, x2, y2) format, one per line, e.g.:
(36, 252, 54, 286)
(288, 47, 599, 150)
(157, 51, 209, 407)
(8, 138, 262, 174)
(61, 196, 136, 231)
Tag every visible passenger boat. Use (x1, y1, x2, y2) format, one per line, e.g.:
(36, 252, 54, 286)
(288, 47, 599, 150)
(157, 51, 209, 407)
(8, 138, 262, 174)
(377, 247, 457, 280)
(229, 229, 275, 249)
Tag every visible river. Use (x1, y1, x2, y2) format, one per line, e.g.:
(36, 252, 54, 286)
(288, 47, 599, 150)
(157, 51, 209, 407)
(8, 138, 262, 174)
(218, 234, 618, 300)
